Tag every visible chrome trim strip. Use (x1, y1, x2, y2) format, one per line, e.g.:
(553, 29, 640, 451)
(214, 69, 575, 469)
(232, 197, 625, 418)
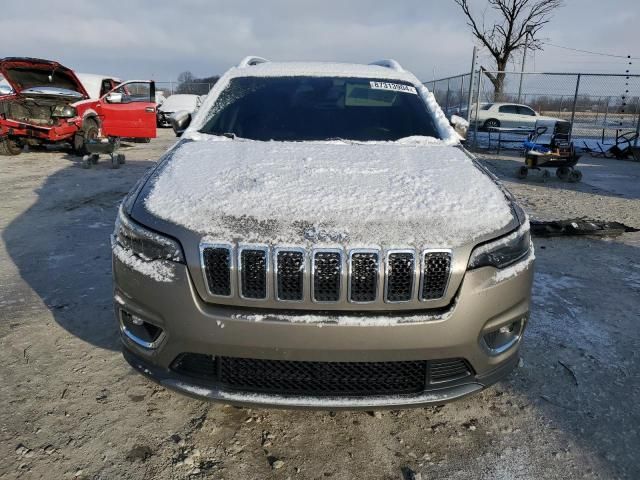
(118, 311, 165, 350)
(384, 249, 417, 304)
(347, 248, 381, 304)
(310, 247, 344, 304)
(199, 242, 235, 298)
(419, 248, 453, 302)
(237, 244, 270, 300)
(273, 247, 307, 302)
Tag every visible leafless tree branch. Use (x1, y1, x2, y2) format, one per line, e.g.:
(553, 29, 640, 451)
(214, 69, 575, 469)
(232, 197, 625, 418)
(453, 0, 563, 95)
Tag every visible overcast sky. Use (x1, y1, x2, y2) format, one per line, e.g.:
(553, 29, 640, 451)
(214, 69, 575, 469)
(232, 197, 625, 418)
(0, 0, 637, 82)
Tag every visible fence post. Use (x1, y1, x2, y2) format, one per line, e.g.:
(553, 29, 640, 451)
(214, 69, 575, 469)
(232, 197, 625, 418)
(569, 74, 581, 142)
(473, 67, 483, 148)
(634, 101, 640, 148)
(459, 75, 465, 113)
(444, 78, 451, 115)
(465, 46, 477, 122)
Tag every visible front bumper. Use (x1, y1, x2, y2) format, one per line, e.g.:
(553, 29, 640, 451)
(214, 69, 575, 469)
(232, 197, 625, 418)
(113, 254, 533, 409)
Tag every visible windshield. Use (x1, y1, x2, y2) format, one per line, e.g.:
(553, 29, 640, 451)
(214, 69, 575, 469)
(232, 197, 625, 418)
(199, 76, 441, 142)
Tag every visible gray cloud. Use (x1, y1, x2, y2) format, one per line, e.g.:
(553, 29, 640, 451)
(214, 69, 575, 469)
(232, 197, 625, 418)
(0, 0, 636, 81)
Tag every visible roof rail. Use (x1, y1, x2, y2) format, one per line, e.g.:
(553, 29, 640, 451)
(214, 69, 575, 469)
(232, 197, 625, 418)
(369, 59, 404, 72)
(237, 56, 269, 68)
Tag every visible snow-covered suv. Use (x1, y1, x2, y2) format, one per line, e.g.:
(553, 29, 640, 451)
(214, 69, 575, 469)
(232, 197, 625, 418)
(113, 57, 534, 409)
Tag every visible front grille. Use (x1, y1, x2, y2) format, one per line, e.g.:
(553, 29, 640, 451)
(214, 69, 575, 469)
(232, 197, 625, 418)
(200, 244, 454, 307)
(202, 246, 232, 296)
(313, 251, 342, 302)
(240, 248, 267, 299)
(421, 251, 452, 300)
(350, 251, 379, 302)
(171, 354, 473, 396)
(386, 252, 415, 302)
(276, 250, 304, 301)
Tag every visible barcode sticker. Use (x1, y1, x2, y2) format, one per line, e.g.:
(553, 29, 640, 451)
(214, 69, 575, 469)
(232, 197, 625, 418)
(369, 81, 417, 94)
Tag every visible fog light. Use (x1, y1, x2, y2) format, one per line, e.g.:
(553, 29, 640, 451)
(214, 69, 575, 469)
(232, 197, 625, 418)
(119, 310, 164, 349)
(482, 318, 525, 355)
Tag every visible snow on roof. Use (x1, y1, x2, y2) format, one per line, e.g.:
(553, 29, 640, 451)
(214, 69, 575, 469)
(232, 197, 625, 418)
(144, 137, 515, 248)
(76, 73, 121, 99)
(187, 60, 459, 145)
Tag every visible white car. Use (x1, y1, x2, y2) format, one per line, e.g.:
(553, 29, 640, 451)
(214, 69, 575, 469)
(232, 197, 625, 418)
(157, 94, 202, 127)
(472, 102, 562, 130)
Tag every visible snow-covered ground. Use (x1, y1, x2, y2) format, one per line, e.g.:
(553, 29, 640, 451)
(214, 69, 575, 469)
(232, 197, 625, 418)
(0, 129, 639, 479)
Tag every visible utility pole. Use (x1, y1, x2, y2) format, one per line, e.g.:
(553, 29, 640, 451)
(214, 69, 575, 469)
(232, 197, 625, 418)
(517, 25, 534, 104)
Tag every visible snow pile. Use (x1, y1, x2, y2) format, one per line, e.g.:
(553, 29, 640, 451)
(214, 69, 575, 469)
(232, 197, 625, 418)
(112, 244, 175, 282)
(230, 305, 453, 326)
(145, 139, 514, 247)
(189, 61, 459, 145)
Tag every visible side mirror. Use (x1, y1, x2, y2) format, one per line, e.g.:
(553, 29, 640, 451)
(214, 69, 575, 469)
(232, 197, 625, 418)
(450, 115, 469, 140)
(170, 110, 191, 136)
(106, 92, 123, 104)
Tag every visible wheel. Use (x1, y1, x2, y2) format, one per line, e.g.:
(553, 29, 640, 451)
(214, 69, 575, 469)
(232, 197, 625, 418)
(81, 155, 91, 169)
(111, 155, 121, 169)
(516, 166, 528, 179)
(0, 136, 22, 156)
(556, 166, 570, 180)
(483, 118, 500, 129)
(541, 170, 551, 182)
(72, 118, 99, 155)
(90, 154, 100, 164)
(117, 153, 126, 164)
(568, 170, 582, 183)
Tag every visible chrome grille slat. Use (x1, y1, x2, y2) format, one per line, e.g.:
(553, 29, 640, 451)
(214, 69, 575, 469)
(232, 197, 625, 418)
(348, 249, 380, 303)
(275, 248, 305, 301)
(312, 249, 342, 302)
(385, 250, 416, 303)
(239, 246, 269, 299)
(420, 249, 452, 301)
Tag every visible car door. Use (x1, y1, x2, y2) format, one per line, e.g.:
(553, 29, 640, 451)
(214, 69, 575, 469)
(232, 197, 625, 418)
(497, 104, 519, 127)
(516, 106, 538, 128)
(98, 81, 157, 138)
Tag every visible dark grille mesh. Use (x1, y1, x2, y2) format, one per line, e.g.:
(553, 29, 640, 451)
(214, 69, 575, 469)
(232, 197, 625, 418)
(219, 357, 426, 396)
(350, 252, 379, 302)
(313, 251, 341, 302)
(422, 252, 451, 300)
(241, 249, 267, 299)
(276, 251, 304, 301)
(171, 354, 473, 396)
(430, 358, 472, 383)
(386, 253, 415, 302)
(202, 247, 231, 296)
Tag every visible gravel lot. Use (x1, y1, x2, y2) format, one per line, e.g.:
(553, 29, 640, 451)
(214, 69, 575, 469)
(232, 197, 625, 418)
(1, 130, 639, 479)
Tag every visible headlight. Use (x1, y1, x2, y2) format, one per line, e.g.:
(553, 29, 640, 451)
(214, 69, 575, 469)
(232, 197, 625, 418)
(468, 224, 531, 269)
(112, 206, 184, 263)
(51, 105, 77, 118)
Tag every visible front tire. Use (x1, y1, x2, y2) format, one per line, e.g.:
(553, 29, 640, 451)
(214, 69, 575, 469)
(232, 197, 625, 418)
(73, 118, 99, 156)
(484, 118, 500, 129)
(0, 137, 22, 156)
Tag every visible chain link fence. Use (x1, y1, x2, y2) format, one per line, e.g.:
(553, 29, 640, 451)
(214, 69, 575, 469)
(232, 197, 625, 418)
(428, 71, 640, 151)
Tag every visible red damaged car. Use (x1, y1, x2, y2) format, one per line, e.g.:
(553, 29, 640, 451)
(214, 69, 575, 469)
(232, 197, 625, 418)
(0, 57, 156, 156)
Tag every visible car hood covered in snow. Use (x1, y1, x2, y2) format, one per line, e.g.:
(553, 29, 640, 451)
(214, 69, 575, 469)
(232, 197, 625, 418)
(139, 136, 516, 248)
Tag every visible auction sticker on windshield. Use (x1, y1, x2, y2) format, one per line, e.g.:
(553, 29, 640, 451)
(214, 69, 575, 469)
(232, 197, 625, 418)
(370, 81, 417, 94)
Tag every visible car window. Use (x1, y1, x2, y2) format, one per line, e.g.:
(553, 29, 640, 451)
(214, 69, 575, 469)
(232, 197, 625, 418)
(480, 103, 493, 110)
(517, 106, 536, 116)
(111, 82, 153, 103)
(498, 105, 519, 114)
(200, 76, 440, 142)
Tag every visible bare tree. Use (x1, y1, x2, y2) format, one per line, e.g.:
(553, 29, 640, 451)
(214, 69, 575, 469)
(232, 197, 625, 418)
(453, 0, 563, 95)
